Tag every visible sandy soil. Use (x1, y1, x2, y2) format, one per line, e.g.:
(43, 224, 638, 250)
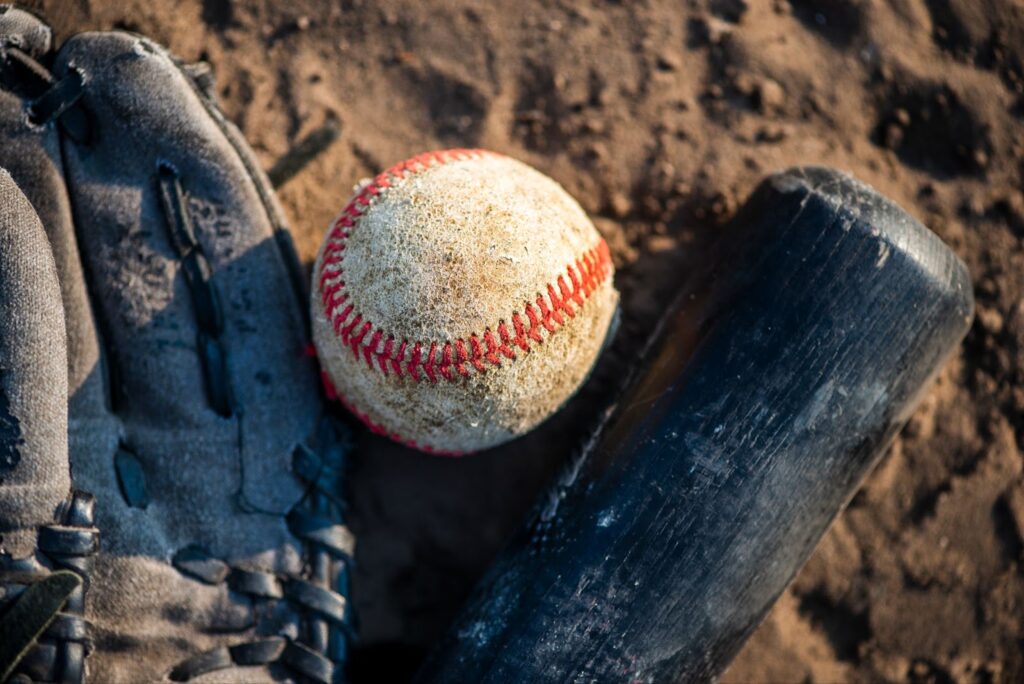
(33, 0, 1024, 681)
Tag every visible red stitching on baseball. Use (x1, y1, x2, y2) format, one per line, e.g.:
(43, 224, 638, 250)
(468, 335, 486, 372)
(392, 339, 407, 377)
(317, 148, 614, 390)
(424, 341, 438, 383)
(440, 342, 454, 382)
(497, 323, 518, 358)
(319, 371, 464, 457)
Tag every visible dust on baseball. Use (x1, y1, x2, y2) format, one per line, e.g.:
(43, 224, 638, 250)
(312, 149, 619, 454)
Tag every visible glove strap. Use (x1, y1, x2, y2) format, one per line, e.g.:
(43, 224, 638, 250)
(0, 571, 81, 682)
(0, 492, 98, 684)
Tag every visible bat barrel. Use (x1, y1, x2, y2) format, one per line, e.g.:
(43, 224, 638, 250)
(416, 167, 974, 683)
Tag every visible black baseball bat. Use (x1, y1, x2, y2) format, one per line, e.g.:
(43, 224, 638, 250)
(414, 167, 973, 682)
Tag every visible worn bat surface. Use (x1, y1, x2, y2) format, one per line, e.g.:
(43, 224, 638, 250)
(415, 167, 974, 683)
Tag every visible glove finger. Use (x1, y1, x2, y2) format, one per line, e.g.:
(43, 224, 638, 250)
(51, 32, 319, 511)
(0, 7, 104, 414)
(0, 5, 51, 56)
(0, 168, 70, 557)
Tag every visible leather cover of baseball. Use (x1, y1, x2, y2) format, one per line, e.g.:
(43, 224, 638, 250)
(312, 149, 618, 454)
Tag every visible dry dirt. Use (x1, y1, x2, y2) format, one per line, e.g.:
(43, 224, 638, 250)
(33, 0, 1024, 682)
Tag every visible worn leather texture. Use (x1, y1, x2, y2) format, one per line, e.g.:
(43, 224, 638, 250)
(0, 6, 353, 682)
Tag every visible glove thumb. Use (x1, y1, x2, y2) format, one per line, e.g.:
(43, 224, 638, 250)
(0, 167, 69, 557)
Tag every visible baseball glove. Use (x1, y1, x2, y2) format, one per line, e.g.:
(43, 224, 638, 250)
(0, 6, 355, 682)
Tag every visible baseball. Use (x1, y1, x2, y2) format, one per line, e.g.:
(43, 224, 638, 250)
(311, 149, 619, 454)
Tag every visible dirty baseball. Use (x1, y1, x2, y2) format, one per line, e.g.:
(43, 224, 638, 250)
(312, 149, 619, 454)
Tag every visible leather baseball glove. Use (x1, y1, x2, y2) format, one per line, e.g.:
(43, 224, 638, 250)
(0, 6, 354, 682)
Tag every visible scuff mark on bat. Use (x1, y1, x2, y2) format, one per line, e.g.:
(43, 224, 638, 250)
(876, 241, 891, 268)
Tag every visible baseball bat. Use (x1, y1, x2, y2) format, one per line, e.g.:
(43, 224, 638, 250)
(414, 167, 973, 682)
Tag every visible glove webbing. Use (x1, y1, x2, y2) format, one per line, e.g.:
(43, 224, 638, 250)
(167, 420, 355, 684)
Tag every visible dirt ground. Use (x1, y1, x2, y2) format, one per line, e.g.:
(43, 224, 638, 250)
(33, 0, 1024, 681)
